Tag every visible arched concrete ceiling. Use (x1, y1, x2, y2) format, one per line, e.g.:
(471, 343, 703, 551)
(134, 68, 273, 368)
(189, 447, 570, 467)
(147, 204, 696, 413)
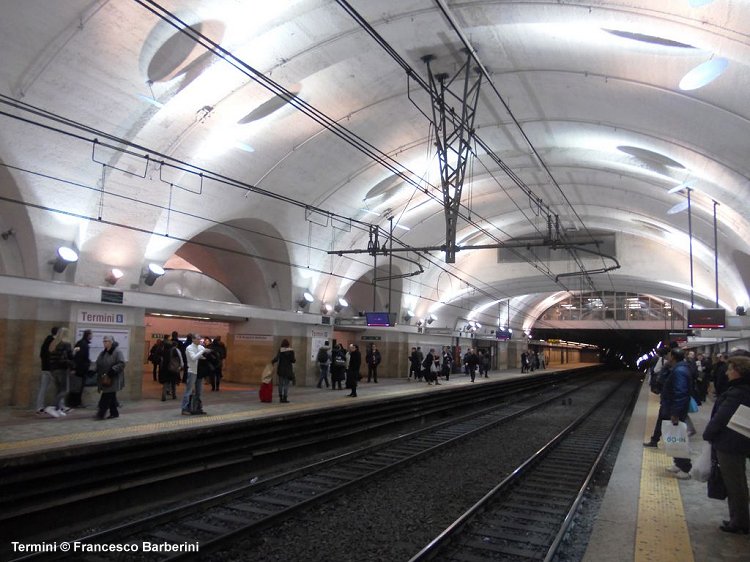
(0, 0, 748, 329)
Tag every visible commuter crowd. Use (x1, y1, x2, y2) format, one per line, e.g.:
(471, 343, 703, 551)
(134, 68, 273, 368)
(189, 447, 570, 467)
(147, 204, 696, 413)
(645, 344, 750, 536)
(36, 328, 227, 419)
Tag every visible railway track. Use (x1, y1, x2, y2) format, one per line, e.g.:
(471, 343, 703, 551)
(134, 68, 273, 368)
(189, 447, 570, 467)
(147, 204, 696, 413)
(2, 368, 595, 544)
(8, 373, 607, 561)
(410, 375, 638, 561)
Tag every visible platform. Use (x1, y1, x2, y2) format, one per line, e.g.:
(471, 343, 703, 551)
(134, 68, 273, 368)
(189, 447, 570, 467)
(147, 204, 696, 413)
(2, 365, 746, 561)
(0, 364, 588, 458)
(583, 380, 749, 562)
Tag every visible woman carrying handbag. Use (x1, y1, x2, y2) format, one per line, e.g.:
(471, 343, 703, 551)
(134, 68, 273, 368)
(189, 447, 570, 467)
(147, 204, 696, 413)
(702, 354, 750, 534)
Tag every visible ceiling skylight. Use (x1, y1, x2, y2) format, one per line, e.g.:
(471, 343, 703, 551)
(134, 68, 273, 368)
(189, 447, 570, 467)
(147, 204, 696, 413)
(617, 146, 685, 169)
(603, 29, 694, 49)
(679, 58, 729, 90)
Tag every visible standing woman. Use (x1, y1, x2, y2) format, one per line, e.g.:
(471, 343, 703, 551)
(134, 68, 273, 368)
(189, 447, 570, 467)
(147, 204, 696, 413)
(702, 354, 750, 534)
(95, 335, 126, 420)
(346, 343, 361, 397)
(272, 339, 295, 403)
(48, 327, 75, 417)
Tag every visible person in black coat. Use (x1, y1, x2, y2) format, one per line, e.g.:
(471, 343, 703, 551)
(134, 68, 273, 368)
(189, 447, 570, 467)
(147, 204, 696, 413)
(703, 354, 750, 534)
(330, 344, 346, 390)
(69, 329, 92, 408)
(409, 347, 420, 380)
(346, 343, 361, 397)
(272, 339, 296, 403)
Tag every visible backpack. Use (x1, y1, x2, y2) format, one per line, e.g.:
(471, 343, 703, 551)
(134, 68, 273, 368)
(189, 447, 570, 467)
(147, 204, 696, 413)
(317, 347, 329, 364)
(168, 348, 181, 375)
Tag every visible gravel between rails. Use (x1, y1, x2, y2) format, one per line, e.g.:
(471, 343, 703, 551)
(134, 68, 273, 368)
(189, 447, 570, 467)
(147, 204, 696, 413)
(207, 378, 624, 561)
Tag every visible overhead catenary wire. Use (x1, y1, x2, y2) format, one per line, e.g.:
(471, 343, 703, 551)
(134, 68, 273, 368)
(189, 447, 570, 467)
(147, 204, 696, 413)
(133, 0, 569, 288)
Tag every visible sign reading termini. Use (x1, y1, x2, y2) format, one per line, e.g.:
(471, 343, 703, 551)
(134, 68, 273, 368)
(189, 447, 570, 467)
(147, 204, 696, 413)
(79, 310, 125, 325)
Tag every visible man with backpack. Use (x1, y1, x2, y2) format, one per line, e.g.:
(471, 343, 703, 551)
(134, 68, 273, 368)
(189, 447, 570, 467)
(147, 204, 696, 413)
(160, 339, 183, 401)
(316, 341, 331, 388)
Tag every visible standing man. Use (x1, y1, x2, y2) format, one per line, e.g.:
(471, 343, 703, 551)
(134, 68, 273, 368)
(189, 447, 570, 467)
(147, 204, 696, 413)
(366, 344, 381, 383)
(409, 347, 420, 380)
(316, 341, 330, 388)
(644, 348, 693, 478)
(149, 339, 164, 382)
(467, 348, 479, 382)
(35, 326, 58, 415)
(346, 343, 361, 397)
(180, 334, 207, 415)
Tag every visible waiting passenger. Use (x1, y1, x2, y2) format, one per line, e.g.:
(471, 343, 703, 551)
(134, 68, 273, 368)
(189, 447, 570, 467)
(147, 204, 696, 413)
(366, 344, 381, 383)
(441, 347, 453, 381)
(94, 335, 125, 420)
(702, 354, 750, 534)
(466, 348, 479, 382)
(645, 348, 693, 478)
(180, 334, 207, 415)
(48, 327, 74, 417)
(35, 326, 58, 416)
(409, 347, 420, 380)
(422, 348, 439, 385)
(197, 340, 219, 406)
(272, 338, 296, 403)
(346, 343, 361, 397)
(330, 343, 346, 390)
(209, 336, 227, 391)
(520, 351, 529, 373)
(316, 341, 330, 388)
(69, 329, 93, 408)
(480, 350, 490, 378)
(160, 340, 182, 401)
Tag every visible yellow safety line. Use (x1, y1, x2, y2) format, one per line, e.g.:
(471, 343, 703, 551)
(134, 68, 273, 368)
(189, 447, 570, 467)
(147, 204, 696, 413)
(635, 392, 694, 562)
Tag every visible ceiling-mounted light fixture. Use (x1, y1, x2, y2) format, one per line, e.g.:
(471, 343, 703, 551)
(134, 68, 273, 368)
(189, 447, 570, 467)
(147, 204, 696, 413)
(53, 246, 78, 273)
(298, 291, 315, 309)
(144, 263, 165, 286)
(105, 268, 124, 285)
(403, 309, 415, 322)
(334, 297, 348, 313)
(427, 314, 437, 325)
(321, 303, 333, 314)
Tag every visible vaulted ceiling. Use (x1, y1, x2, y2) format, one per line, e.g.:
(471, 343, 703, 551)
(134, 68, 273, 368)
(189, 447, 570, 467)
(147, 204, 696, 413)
(0, 0, 748, 331)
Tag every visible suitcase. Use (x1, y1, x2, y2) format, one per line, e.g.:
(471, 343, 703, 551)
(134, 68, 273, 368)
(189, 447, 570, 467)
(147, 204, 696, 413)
(259, 381, 273, 403)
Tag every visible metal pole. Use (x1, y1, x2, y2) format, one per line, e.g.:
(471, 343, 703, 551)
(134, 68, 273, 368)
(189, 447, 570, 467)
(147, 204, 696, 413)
(388, 217, 394, 318)
(713, 200, 719, 307)
(687, 188, 694, 308)
(373, 247, 377, 311)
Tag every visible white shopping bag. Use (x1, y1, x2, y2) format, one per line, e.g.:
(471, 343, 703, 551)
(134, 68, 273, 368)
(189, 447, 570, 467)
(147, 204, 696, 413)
(690, 441, 711, 482)
(661, 421, 690, 457)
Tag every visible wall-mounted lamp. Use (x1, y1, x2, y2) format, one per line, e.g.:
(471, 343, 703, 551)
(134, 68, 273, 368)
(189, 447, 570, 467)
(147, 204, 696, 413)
(334, 297, 348, 313)
(403, 309, 415, 322)
(1, 228, 14, 240)
(53, 246, 78, 273)
(427, 314, 437, 325)
(416, 320, 423, 327)
(320, 303, 333, 315)
(298, 291, 315, 309)
(105, 268, 124, 285)
(144, 263, 165, 286)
